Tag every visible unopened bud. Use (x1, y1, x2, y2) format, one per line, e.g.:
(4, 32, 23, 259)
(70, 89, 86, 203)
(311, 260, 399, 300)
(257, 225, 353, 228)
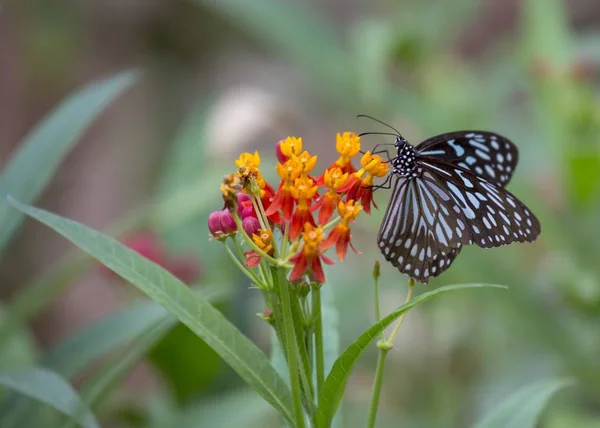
(208, 211, 223, 236)
(241, 206, 255, 219)
(219, 210, 237, 234)
(373, 260, 381, 281)
(236, 193, 251, 216)
(242, 216, 261, 236)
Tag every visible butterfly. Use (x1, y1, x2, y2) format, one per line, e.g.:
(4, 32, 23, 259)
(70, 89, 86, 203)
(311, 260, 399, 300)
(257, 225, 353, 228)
(358, 115, 541, 283)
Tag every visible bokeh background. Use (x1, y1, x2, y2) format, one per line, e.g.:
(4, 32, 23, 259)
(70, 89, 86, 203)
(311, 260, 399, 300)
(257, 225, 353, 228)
(1, 0, 600, 427)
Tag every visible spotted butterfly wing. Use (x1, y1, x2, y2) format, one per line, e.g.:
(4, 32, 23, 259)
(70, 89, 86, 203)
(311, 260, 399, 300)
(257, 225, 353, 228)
(376, 130, 540, 283)
(416, 131, 518, 185)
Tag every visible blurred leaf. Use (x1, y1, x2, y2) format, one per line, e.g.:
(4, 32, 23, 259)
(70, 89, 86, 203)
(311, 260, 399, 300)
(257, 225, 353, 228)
(43, 300, 170, 378)
(473, 378, 573, 428)
(0, 70, 138, 254)
(522, 0, 572, 67)
(149, 323, 222, 403)
(64, 320, 174, 428)
(0, 307, 37, 371)
(565, 150, 600, 207)
(175, 389, 275, 428)
(10, 199, 294, 424)
(195, 0, 355, 100)
(315, 283, 507, 428)
(351, 19, 394, 108)
(0, 368, 99, 428)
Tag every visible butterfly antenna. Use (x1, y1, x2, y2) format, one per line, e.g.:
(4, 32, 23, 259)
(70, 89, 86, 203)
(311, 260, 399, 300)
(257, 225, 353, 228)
(358, 132, 399, 138)
(357, 114, 401, 135)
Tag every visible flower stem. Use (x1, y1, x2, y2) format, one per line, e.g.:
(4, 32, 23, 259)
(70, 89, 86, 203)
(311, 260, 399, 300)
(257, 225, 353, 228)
(232, 213, 287, 267)
(273, 268, 306, 428)
(386, 278, 415, 344)
(312, 286, 325, 395)
(222, 242, 263, 286)
(366, 277, 416, 428)
(366, 347, 388, 428)
(372, 261, 384, 341)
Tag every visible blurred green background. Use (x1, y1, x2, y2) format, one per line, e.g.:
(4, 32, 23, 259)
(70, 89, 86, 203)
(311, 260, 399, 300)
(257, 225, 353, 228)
(1, 0, 600, 427)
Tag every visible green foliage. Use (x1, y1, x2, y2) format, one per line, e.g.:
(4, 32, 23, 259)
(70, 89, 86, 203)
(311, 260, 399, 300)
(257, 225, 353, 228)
(0, 368, 99, 428)
(9, 198, 295, 424)
(315, 284, 507, 428)
(0, 71, 138, 254)
(473, 378, 573, 428)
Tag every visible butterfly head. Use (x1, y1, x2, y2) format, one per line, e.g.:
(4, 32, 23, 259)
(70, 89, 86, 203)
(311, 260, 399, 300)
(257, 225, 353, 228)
(391, 136, 418, 177)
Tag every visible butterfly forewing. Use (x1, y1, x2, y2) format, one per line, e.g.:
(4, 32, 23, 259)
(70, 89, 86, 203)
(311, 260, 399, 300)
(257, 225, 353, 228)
(416, 131, 518, 186)
(419, 159, 541, 248)
(377, 176, 470, 282)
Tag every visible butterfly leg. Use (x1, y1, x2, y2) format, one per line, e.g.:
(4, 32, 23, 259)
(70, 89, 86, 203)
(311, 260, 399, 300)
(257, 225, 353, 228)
(364, 172, 393, 190)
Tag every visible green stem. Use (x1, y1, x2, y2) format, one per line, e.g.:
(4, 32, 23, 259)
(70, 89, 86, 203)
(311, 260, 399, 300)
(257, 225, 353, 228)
(222, 242, 263, 286)
(386, 278, 415, 344)
(366, 277, 416, 428)
(232, 213, 291, 267)
(312, 286, 325, 395)
(273, 268, 306, 428)
(366, 348, 389, 428)
(372, 265, 384, 341)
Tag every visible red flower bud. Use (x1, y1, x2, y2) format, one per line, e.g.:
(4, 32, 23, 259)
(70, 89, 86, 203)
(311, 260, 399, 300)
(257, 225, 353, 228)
(276, 141, 288, 163)
(208, 211, 223, 236)
(242, 216, 261, 236)
(236, 193, 251, 216)
(241, 206, 255, 219)
(219, 210, 237, 233)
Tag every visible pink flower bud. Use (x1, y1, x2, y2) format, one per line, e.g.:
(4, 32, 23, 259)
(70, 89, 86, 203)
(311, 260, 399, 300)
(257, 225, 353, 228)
(236, 193, 251, 216)
(208, 211, 223, 236)
(276, 140, 288, 163)
(241, 206, 255, 219)
(242, 216, 261, 236)
(219, 210, 237, 234)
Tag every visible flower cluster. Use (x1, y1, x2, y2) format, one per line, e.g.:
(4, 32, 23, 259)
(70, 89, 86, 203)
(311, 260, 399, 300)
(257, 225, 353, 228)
(209, 132, 388, 285)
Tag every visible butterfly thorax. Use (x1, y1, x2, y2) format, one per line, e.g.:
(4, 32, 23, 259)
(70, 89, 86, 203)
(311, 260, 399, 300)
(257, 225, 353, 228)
(391, 136, 421, 178)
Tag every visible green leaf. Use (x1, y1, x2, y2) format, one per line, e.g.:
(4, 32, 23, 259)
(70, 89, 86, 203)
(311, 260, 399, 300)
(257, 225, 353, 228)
(196, 0, 354, 100)
(10, 199, 294, 424)
(43, 300, 170, 378)
(473, 378, 573, 428)
(0, 70, 138, 253)
(315, 283, 507, 428)
(64, 320, 174, 428)
(0, 368, 99, 428)
(522, 0, 572, 67)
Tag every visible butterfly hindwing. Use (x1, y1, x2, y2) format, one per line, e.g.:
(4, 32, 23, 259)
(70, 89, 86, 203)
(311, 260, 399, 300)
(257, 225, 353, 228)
(416, 131, 518, 186)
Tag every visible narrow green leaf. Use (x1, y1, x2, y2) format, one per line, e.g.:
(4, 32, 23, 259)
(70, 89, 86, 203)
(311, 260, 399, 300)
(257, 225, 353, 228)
(43, 285, 227, 379)
(43, 300, 170, 378)
(10, 199, 294, 423)
(0, 368, 99, 428)
(0, 70, 138, 253)
(64, 320, 174, 428)
(473, 378, 573, 428)
(315, 283, 507, 428)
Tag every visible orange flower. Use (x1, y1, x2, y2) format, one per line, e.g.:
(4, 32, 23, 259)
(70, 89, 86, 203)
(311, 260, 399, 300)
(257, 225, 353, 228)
(339, 151, 389, 214)
(289, 176, 318, 240)
(245, 229, 274, 267)
(277, 136, 304, 162)
(289, 223, 334, 283)
(322, 200, 362, 260)
(313, 167, 348, 224)
(265, 157, 303, 220)
(335, 132, 361, 173)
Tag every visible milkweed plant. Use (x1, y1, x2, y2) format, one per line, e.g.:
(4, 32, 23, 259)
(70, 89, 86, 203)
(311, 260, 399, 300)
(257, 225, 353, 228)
(207, 133, 503, 428)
